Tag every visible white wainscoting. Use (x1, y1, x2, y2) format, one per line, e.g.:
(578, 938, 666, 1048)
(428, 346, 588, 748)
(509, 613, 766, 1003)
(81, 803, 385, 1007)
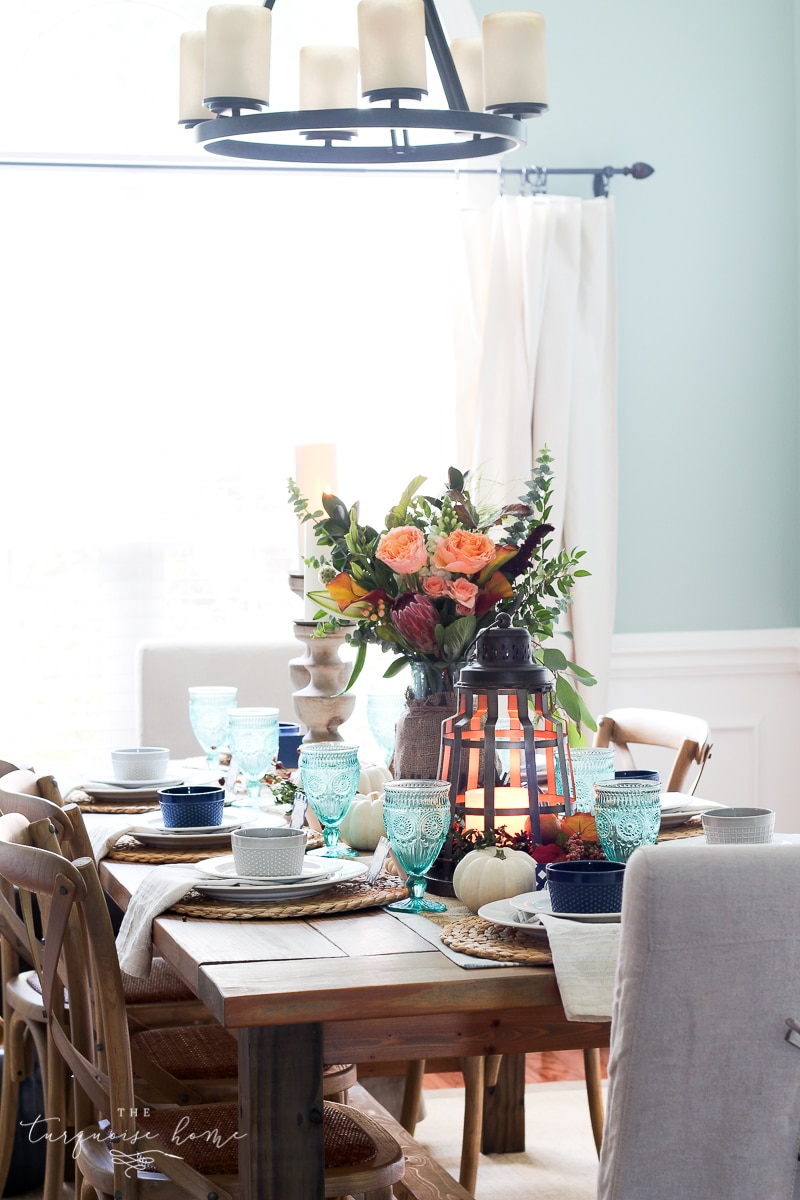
(606, 629, 800, 833)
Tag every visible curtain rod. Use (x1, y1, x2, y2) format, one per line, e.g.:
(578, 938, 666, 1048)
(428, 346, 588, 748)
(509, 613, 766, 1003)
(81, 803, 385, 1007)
(0, 154, 654, 194)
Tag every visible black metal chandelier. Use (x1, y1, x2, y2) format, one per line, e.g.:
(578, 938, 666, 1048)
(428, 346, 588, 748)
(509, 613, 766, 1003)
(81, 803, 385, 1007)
(178, 0, 548, 165)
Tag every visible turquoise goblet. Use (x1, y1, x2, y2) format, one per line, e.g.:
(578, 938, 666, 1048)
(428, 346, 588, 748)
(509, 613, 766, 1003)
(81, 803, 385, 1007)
(188, 686, 238, 770)
(227, 707, 279, 806)
(593, 777, 662, 862)
(298, 743, 361, 858)
(383, 780, 452, 914)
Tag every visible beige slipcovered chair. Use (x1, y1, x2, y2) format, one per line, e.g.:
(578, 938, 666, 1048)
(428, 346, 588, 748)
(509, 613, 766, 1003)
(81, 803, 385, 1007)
(599, 840, 800, 1199)
(135, 637, 298, 756)
(593, 707, 712, 794)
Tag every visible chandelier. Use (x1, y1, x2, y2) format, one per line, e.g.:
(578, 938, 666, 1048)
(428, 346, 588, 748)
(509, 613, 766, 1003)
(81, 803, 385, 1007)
(178, 0, 548, 165)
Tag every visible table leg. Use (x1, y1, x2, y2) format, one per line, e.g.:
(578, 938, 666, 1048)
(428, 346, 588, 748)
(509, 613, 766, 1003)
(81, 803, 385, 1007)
(481, 1051, 526, 1154)
(238, 1022, 325, 1200)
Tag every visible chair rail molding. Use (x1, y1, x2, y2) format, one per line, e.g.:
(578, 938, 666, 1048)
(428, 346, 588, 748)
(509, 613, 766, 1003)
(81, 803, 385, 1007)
(606, 628, 800, 831)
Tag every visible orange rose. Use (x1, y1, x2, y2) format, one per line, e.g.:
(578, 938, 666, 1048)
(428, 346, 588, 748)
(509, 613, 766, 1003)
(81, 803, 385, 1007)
(376, 525, 428, 575)
(422, 574, 448, 598)
(432, 530, 496, 575)
(446, 578, 478, 612)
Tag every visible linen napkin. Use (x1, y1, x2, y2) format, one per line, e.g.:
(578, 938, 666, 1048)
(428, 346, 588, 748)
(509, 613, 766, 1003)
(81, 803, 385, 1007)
(116, 865, 204, 977)
(538, 913, 621, 1023)
(84, 813, 143, 862)
(390, 910, 522, 969)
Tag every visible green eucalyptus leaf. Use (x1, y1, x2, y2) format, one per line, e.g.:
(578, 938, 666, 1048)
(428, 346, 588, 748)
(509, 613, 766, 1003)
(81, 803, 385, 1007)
(383, 657, 410, 679)
(541, 647, 568, 671)
(555, 675, 583, 723)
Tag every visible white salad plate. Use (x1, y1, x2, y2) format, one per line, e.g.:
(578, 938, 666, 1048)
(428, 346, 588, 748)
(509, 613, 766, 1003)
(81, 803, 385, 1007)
(509, 890, 621, 924)
(88, 777, 185, 791)
(196, 854, 339, 886)
(192, 858, 367, 902)
(477, 898, 549, 935)
(659, 794, 724, 829)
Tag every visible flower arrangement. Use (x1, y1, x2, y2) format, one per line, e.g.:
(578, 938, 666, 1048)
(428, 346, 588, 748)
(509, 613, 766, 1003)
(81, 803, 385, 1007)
(450, 811, 607, 866)
(288, 447, 596, 736)
(287, 451, 594, 729)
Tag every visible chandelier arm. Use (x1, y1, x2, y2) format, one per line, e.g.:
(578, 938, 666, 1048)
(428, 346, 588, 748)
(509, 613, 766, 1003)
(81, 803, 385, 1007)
(422, 0, 469, 112)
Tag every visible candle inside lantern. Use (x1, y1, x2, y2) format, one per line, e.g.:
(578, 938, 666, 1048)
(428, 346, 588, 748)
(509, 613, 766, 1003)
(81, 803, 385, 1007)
(482, 11, 547, 110)
(204, 4, 272, 107)
(179, 31, 210, 124)
(295, 443, 338, 621)
(464, 787, 532, 837)
(357, 0, 427, 96)
(300, 46, 360, 109)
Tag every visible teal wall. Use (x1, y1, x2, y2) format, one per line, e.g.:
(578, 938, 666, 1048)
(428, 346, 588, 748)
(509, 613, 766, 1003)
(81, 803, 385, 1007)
(471, 0, 800, 633)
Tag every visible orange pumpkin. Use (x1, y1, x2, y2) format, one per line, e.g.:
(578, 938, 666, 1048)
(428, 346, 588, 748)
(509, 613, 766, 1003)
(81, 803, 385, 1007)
(560, 813, 600, 842)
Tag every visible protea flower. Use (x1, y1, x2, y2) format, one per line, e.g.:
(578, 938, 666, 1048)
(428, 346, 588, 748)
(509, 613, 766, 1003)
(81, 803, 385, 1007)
(390, 592, 440, 654)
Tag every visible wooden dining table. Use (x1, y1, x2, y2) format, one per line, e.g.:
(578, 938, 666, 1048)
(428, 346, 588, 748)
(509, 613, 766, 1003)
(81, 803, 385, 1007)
(98, 857, 610, 1200)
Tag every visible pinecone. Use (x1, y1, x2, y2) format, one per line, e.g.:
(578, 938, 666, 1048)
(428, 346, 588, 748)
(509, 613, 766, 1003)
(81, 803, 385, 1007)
(564, 834, 606, 861)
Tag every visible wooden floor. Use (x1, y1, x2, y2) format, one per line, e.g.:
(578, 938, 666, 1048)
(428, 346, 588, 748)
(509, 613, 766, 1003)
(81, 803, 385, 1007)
(423, 1049, 610, 1089)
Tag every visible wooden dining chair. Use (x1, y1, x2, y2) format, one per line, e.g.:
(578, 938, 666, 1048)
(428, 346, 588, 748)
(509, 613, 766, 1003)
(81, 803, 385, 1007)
(599, 840, 800, 1198)
(0, 813, 407, 1200)
(593, 707, 712, 794)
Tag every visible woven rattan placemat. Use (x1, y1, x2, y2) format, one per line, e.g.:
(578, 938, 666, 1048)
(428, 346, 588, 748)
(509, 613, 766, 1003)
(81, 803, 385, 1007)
(168, 874, 407, 920)
(440, 916, 553, 965)
(658, 821, 703, 843)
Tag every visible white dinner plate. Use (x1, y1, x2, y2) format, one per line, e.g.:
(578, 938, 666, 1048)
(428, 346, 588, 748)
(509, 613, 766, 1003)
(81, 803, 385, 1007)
(196, 854, 339, 886)
(659, 794, 724, 829)
(477, 898, 549, 935)
(88, 776, 185, 791)
(129, 813, 283, 850)
(137, 812, 247, 836)
(510, 890, 621, 924)
(192, 858, 367, 902)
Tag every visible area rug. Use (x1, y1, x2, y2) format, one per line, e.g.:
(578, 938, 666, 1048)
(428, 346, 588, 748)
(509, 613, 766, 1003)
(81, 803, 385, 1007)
(415, 1080, 605, 1200)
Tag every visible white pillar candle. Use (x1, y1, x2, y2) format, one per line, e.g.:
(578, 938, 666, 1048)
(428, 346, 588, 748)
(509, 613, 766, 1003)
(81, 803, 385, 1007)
(300, 46, 360, 109)
(464, 786, 531, 835)
(482, 10, 547, 109)
(179, 31, 211, 123)
(450, 36, 483, 112)
(295, 444, 338, 620)
(357, 0, 427, 95)
(204, 4, 271, 105)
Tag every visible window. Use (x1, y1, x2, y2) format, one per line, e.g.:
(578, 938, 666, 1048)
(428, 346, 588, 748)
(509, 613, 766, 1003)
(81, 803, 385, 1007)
(0, 0, 471, 772)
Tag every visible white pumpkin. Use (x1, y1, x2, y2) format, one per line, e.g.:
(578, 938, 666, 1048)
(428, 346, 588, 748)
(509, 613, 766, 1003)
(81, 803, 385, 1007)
(453, 847, 539, 913)
(358, 763, 392, 795)
(339, 791, 386, 851)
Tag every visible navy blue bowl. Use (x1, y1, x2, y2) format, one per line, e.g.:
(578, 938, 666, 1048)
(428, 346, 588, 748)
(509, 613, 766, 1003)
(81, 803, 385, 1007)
(615, 770, 660, 782)
(545, 860, 625, 914)
(158, 785, 225, 829)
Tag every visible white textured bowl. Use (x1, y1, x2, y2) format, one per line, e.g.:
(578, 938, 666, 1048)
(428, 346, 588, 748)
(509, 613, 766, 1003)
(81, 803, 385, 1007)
(111, 747, 170, 782)
(231, 826, 306, 878)
(701, 807, 775, 844)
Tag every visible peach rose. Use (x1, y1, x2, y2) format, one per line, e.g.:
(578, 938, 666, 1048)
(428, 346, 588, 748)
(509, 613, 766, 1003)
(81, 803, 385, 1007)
(433, 530, 496, 575)
(422, 574, 448, 598)
(375, 525, 428, 575)
(446, 578, 478, 612)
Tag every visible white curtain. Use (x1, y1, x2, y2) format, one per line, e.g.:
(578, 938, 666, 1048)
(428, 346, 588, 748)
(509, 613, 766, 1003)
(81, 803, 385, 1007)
(454, 186, 618, 716)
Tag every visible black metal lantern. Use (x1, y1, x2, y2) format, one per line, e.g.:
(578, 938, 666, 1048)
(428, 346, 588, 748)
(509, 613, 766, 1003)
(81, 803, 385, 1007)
(430, 613, 573, 891)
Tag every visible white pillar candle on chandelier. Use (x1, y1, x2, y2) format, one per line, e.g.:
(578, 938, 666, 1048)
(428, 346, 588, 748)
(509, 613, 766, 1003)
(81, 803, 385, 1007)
(299, 46, 360, 109)
(295, 443, 338, 621)
(204, 4, 272, 108)
(449, 36, 484, 113)
(357, 0, 427, 96)
(482, 10, 548, 110)
(179, 31, 210, 123)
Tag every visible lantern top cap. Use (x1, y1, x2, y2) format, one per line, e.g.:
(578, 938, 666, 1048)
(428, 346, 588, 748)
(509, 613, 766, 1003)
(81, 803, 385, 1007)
(458, 612, 554, 691)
